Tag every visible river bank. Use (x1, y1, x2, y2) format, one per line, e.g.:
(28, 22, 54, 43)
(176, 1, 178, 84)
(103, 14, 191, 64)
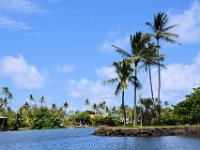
(93, 126, 200, 137)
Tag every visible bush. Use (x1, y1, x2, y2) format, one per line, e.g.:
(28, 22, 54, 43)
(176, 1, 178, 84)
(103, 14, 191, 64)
(33, 107, 61, 129)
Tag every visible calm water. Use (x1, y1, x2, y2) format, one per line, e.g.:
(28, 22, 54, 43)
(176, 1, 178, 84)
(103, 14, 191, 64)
(0, 128, 200, 150)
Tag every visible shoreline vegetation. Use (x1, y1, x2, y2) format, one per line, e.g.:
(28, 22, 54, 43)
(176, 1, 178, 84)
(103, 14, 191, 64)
(1, 12, 200, 136)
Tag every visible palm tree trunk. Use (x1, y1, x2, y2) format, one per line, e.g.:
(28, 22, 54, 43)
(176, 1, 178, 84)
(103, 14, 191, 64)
(157, 39, 161, 103)
(157, 39, 161, 123)
(133, 66, 137, 126)
(148, 65, 154, 102)
(122, 90, 126, 126)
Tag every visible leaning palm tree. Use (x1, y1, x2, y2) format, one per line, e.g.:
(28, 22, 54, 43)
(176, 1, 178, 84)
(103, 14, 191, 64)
(104, 59, 138, 126)
(112, 32, 149, 126)
(146, 12, 180, 105)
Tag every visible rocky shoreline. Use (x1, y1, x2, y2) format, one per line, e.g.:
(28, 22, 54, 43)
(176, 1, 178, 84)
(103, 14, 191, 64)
(93, 126, 200, 137)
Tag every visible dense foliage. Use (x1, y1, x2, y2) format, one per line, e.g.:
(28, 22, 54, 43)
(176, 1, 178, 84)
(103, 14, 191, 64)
(0, 87, 200, 130)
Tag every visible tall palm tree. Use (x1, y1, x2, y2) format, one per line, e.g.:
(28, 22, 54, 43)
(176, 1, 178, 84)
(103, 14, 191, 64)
(113, 32, 149, 126)
(40, 96, 45, 107)
(2, 87, 13, 108)
(141, 43, 165, 102)
(104, 59, 137, 126)
(29, 94, 34, 108)
(146, 12, 180, 105)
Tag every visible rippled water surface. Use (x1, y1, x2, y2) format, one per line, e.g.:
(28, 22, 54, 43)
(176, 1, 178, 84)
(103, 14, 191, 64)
(0, 128, 200, 150)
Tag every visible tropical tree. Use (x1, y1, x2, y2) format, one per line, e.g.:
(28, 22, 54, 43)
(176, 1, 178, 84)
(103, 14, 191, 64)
(2, 87, 13, 108)
(29, 94, 34, 108)
(146, 12, 180, 105)
(84, 99, 90, 110)
(141, 43, 165, 102)
(91, 103, 97, 114)
(40, 96, 46, 107)
(63, 102, 69, 116)
(104, 59, 137, 126)
(113, 32, 149, 125)
(51, 103, 57, 112)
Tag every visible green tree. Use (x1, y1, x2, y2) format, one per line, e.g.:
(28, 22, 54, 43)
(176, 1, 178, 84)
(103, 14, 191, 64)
(63, 101, 69, 116)
(104, 59, 137, 126)
(33, 107, 61, 129)
(91, 103, 97, 114)
(40, 96, 46, 107)
(113, 32, 149, 125)
(2, 87, 13, 108)
(174, 88, 200, 124)
(84, 99, 90, 110)
(29, 94, 34, 108)
(141, 43, 164, 101)
(146, 12, 180, 106)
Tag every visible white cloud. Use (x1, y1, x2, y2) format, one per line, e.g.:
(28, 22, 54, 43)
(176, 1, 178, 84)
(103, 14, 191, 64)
(99, 36, 129, 53)
(168, 0, 200, 44)
(96, 66, 117, 80)
(56, 64, 75, 73)
(66, 78, 119, 106)
(141, 52, 200, 104)
(0, 55, 45, 89)
(0, 16, 30, 30)
(0, 0, 41, 13)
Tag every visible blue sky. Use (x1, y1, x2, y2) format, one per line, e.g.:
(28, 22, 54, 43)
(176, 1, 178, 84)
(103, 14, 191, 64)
(0, 0, 200, 111)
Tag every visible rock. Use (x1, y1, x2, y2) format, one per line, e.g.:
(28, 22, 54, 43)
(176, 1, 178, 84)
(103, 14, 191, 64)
(93, 126, 200, 137)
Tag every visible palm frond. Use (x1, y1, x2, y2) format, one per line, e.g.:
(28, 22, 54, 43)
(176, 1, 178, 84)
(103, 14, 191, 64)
(104, 78, 118, 84)
(111, 45, 132, 58)
(163, 24, 178, 32)
(161, 36, 181, 45)
(163, 32, 179, 38)
(115, 82, 122, 96)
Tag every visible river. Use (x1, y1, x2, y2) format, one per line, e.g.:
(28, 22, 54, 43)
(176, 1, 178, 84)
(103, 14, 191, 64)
(0, 128, 199, 150)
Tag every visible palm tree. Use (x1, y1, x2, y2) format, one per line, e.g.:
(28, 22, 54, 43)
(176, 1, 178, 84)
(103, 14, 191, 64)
(91, 103, 97, 114)
(2, 87, 13, 108)
(29, 94, 34, 108)
(141, 43, 165, 102)
(0, 98, 3, 107)
(63, 101, 69, 116)
(40, 96, 45, 107)
(84, 99, 90, 110)
(51, 103, 57, 111)
(111, 106, 117, 116)
(146, 12, 180, 105)
(104, 59, 137, 126)
(113, 32, 149, 126)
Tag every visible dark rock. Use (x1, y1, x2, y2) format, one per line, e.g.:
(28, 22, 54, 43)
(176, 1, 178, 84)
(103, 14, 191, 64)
(93, 126, 200, 137)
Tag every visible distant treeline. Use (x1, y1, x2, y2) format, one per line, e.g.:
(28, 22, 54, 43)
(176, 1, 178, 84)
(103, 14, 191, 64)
(0, 87, 200, 130)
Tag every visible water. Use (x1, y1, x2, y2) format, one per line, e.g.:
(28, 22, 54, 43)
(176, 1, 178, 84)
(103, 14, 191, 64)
(0, 128, 200, 150)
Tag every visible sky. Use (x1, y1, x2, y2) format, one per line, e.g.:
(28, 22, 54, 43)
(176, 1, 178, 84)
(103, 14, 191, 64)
(0, 0, 200, 111)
